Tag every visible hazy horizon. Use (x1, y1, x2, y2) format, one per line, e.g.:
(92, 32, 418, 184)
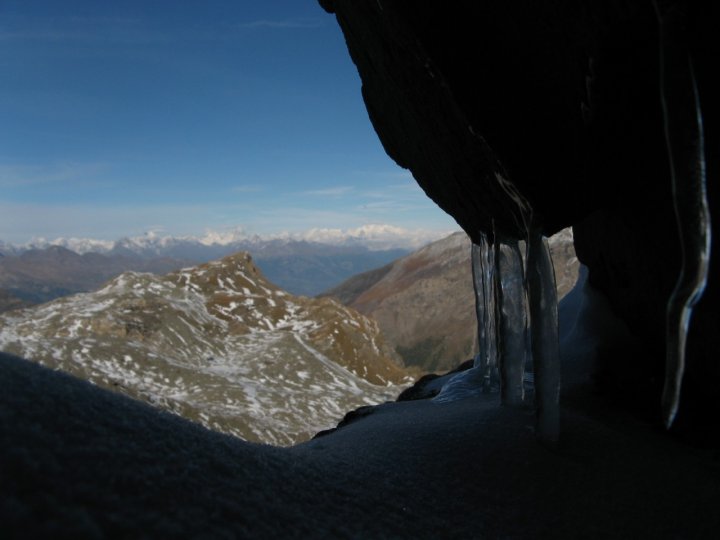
(2, 223, 458, 252)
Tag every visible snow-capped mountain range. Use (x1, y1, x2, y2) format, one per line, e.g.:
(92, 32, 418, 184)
(2, 224, 455, 257)
(0, 251, 411, 445)
(0, 225, 455, 306)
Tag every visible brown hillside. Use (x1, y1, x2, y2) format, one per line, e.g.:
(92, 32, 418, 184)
(324, 230, 578, 373)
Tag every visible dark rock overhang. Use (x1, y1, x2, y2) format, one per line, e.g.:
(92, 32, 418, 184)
(319, 0, 708, 240)
(320, 0, 719, 431)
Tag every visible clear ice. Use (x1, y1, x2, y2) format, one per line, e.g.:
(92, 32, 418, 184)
(471, 232, 499, 390)
(496, 239, 528, 406)
(433, 231, 498, 402)
(527, 232, 560, 442)
(434, 227, 561, 442)
(655, 1, 712, 428)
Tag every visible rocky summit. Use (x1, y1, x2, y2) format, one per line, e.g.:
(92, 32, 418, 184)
(0, 252, 409, 446)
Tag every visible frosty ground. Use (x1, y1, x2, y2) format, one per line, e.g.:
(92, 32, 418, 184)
(1, 273, 719, 538)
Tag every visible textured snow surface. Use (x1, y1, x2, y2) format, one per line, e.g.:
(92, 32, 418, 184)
(2, 345, 719, 539)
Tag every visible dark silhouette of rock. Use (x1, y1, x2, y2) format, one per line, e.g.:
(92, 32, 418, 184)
(320, 0, 718, 433)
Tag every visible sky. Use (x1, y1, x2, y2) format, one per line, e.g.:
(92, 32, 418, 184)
(0, 0, 457, 244)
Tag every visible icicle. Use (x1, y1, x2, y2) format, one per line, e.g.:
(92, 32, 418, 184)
(654, 1, 712, 428)
(435, 231, 532, 406)
(434, 211, 561, 443)
(434, 231, 498, 402)
(496, 239, 527, 406)
(471, 232, 499, 390)
(527, 231, 560, 442)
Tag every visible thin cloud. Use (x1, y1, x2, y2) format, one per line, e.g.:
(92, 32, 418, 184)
(351, 169, 415, 181)
(360, 183, 433, 204)
(0, 162, 110, 188)
(238, 18, 323, 29)
(302, 186, 354, 197)
(231, 185, 263, 193)
(358, 200, 430, 213)
(387, 181, 421, 191)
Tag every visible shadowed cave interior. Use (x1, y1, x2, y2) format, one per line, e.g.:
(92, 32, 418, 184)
(1, 1, 719, 537)
(320, 0, 719, 436)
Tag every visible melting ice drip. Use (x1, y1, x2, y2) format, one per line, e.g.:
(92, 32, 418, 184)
(655, 1, 712, 428)
(434, 229, 560, 442)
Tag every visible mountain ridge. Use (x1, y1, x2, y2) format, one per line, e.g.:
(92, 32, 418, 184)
(0, 251, 410, 445)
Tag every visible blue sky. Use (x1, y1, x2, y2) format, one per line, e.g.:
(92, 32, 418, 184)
(0, 0, 456, 243)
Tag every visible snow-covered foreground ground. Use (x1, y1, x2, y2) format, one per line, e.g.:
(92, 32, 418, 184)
(2, 271, 719, 538)
(2, 351, 719, 538)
